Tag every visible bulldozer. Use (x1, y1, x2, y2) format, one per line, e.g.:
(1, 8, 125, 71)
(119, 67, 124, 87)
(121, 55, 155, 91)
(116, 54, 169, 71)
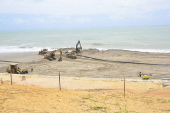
(6, 63, 28, 74)
(39, 49, 48, 55)
(44, 50, 57, 61)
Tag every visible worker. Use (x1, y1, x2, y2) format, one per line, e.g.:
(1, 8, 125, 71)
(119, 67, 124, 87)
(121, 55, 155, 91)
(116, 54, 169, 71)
(139, 72, 142, 77)
(30, 66, 33, 72)
(1, 78, 3, 84)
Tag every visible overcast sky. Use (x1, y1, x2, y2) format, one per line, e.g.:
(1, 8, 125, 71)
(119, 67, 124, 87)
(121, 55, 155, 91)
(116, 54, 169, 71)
(0, 0, 170, 30)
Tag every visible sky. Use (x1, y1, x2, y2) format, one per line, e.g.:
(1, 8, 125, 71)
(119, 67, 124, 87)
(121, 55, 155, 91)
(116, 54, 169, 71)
(0, 0, 170, 30)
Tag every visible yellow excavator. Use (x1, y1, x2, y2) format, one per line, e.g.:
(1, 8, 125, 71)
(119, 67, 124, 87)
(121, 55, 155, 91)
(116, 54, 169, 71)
(66, 52, 77, 59)
(44, 50, 57, 61)
(6, 63, 28, 74)
(65, 40, 81, 59)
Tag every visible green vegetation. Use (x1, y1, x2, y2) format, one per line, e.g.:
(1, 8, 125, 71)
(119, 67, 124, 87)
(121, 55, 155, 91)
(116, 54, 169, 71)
(90, 106, 107, 110)
(83, 97, 92, 99)
(156, 99, 167, 103)
(115, 102, 120, 106)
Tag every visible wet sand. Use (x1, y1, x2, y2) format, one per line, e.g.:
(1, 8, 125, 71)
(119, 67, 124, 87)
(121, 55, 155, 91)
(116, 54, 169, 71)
(0, 49, 170, 79)
(0, 52, 43, 67)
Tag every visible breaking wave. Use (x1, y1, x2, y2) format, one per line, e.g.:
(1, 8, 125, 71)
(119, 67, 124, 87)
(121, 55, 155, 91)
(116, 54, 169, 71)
(1, 46, 170, 54)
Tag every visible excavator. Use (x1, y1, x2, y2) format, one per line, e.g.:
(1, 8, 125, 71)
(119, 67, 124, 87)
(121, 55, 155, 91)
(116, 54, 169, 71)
(72, 40, 82, 53)
(44, 50, 57, 61)
(65, 40, 82, 59)
(76, 40, 82, 53)
(39, 49, 48, 55)
(6, 63, 28, 74)
(66, 52, 77, 59)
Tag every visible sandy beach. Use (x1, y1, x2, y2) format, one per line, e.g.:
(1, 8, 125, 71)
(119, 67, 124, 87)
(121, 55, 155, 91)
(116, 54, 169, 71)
(1, 0, 170, 112)
(0, 49, 170, 79)
(0, 49, 170, 113)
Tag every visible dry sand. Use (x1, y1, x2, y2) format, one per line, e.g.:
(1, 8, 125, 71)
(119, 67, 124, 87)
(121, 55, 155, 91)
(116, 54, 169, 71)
(0, 74, 170, 113)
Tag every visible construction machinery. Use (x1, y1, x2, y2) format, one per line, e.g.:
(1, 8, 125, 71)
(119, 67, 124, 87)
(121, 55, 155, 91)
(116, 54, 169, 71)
(6, 63, 28, 74)
(39, 49, 48, 55)
(138, 72, 152, 80)
(72, 40, 82, 53)
(64, 40, 81, 59)
(142, 75, 152, 80)
(44, 50, 57, 61)
(66, 52, 77, 59)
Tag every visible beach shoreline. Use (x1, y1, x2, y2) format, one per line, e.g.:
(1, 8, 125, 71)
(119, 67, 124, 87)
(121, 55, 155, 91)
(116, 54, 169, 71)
(0, 49, 170, 79)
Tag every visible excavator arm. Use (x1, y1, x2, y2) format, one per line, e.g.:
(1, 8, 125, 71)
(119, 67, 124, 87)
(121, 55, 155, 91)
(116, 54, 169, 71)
(76, 40, 82, 53)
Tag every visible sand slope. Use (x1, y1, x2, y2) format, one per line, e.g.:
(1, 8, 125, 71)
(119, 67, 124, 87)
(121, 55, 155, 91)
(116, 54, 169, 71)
(0, 77, 170, 113)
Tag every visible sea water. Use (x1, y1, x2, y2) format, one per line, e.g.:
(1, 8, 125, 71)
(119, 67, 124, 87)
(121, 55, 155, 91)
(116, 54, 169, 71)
(0, 26, 170, 54)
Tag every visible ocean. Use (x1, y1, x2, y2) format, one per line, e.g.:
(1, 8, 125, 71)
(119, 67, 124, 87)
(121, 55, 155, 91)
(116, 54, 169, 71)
(0, 26, 170, 54)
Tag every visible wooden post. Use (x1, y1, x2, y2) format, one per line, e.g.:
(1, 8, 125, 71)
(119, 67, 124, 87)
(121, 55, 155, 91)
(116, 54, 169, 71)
(10, 72, 12, 85)
(59, 72, 61, 91)
(124, 77, 125, 99)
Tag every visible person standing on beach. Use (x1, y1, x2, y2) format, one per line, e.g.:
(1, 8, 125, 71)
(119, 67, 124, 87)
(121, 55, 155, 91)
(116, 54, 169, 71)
(1, 78, 3, 84)
(139, 72, 142, 77)
(30, 66, 33, 72)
